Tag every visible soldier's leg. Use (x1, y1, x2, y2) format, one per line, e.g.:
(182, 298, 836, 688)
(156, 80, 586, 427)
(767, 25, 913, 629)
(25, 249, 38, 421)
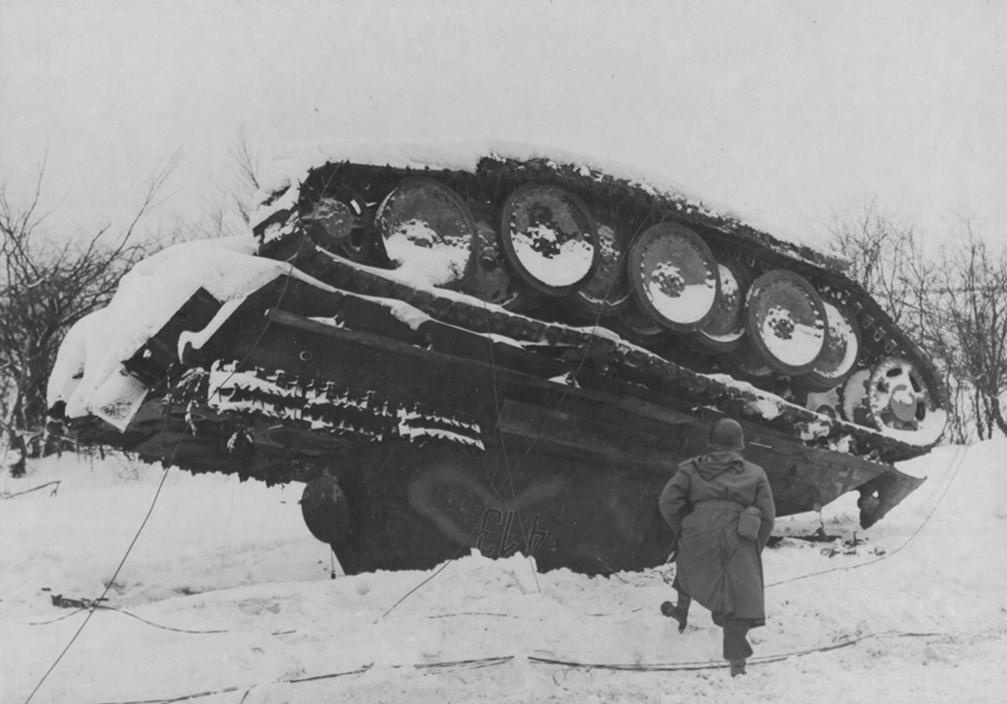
(660, 576, 692, 632)
(722, 616, 753, 676)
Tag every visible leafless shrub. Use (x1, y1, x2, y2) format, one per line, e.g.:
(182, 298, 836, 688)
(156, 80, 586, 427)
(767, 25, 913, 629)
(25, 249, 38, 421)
(828, 204, 1007, 441)
(0, 156, 177, 475)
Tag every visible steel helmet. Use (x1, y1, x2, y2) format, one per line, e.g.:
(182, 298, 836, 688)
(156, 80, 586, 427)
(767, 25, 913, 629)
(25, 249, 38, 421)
(708, 418, 745, 451)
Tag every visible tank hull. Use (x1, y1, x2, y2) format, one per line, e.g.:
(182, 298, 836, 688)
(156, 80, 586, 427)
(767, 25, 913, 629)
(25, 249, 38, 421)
(64, 268, 922, 574)
(49, 144, 938, 576)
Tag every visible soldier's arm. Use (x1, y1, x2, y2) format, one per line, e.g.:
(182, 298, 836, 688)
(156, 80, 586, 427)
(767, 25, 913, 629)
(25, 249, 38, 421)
(658, 465, 692, 539)
(754, 470, 776, 551)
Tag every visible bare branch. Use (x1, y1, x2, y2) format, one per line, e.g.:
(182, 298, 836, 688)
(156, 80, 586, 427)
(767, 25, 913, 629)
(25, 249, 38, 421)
(827, 203, 1007, 440)
(0, 158, 178, 469)
(227, 125, 263, 225)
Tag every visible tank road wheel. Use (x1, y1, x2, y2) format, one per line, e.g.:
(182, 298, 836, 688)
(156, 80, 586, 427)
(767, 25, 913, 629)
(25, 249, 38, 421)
(690, 260, 751, 352)
(805, 386, 842, 418)
(301, 475, 353, 568)
(302, 190, 375, 262)
(605, 301, 669, 346)
(569, 214, 633, 315)
(468, 219, 519, 305)
(866, 357, 935, 432)
(500, 184, 599, 296)
(801, 299, 862, 391)
(626, 222, 719, 332)
(718, 339, 775, 382)
(840, 369, 873, 425)
(745, 270, 828, 376)
(376, 177, 478, 289)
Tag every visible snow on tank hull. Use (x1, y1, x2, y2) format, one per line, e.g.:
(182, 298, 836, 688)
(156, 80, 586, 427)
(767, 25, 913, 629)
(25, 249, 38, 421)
(49, 144, 941, 575)
(60, 269, 920, 576)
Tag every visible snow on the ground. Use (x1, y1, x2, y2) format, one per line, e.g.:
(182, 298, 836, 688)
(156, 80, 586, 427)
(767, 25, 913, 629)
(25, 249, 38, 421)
(2, 441, 1006, 704)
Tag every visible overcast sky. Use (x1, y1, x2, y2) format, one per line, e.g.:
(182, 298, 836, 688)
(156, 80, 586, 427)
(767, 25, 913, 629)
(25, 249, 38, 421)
(2, 0, 1005, 251)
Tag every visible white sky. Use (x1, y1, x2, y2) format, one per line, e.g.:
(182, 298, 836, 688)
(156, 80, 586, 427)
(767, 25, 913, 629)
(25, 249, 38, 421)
(2, 0, 1005, 251)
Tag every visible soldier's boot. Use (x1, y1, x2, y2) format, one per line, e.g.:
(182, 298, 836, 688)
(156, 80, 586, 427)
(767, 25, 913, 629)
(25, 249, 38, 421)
(659, 600, 690, 633)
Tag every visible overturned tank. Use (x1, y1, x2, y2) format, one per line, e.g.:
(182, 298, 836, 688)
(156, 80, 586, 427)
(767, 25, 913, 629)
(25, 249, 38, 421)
(47, 141, 946, 575)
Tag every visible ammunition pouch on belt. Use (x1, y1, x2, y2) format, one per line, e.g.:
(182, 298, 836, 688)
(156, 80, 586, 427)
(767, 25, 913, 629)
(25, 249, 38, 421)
(738, 506, 762, 541)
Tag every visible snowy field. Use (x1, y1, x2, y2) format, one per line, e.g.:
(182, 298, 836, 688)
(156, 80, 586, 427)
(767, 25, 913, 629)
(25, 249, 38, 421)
(2, 440, 1005, 704)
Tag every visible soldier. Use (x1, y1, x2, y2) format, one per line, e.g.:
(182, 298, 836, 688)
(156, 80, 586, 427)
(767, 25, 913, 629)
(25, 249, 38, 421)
(658, 417, 776, 677)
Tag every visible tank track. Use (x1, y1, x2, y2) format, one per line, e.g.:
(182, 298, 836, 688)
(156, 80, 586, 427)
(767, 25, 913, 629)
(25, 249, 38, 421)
(200, 359, 485, 451)
(251, 151, 947, 458)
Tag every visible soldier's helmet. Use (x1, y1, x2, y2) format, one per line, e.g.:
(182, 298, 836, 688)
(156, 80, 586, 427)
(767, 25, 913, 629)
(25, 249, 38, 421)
(708, 418, 745, 451)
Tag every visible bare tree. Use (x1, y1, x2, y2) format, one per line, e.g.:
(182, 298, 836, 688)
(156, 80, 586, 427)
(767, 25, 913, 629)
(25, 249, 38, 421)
(828, 204, 1007, 441)
(228, 125, 263, 226)
(826, 200, 932, 334)
(191, 126, 265, 242)
(0, 157, 177, 475)
(932, 224, 1007, 439)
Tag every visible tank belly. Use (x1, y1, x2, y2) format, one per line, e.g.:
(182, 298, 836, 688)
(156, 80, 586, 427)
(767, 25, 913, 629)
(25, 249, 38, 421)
(66, 291, 920, 575)
(324, 442, 672, 575)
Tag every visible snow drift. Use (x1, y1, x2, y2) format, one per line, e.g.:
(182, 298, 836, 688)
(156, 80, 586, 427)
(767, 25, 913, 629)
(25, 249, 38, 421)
(1, 439, 1005, 703)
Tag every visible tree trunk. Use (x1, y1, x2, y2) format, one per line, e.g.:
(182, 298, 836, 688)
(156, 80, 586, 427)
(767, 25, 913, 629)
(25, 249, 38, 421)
(991, 395, 1007, 438)
(10, 432, 26, 477)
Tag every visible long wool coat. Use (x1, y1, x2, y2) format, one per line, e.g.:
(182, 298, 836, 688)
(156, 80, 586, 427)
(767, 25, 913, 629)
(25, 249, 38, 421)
(658, 450, 776, 623)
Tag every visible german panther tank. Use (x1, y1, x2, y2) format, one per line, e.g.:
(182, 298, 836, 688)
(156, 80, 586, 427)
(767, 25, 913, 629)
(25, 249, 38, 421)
(47, 141, 947, 575)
